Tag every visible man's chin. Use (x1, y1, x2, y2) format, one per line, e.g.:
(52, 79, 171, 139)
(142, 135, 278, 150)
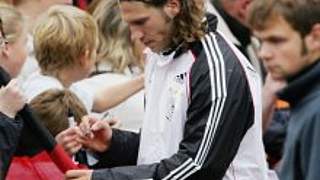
(269, 72, 285, 81)
(148, 46, 161, 53)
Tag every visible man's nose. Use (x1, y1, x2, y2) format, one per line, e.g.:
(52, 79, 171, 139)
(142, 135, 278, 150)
(258, 43, 273, 62)
(130, 26, 144, 41)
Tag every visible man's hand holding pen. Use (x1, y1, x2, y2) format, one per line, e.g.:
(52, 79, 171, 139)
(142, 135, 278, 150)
(78, 115, 114, 153)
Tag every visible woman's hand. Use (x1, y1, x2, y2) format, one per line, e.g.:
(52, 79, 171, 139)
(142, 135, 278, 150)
(0, 79, 25, 118)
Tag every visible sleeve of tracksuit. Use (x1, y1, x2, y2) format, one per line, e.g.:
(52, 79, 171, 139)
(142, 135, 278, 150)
(300, 112, 320, 180)
(91, 129, 140, 169)
(0, 112, 23, 178)
(92, 32, 255, 180)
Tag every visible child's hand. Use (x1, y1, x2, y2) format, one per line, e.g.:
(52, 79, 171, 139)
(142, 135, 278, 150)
(55, 127, 83, 156)
(0, 79, 25, 118)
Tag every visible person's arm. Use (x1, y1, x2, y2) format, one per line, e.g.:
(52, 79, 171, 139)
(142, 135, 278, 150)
(66, 35, 256, 180)
(300, 113, 320, 180)
(92, 129, 140, 169)
(0, 79, 25, 178)
(0, 113, 23, 179)
(262, 74, 287, 132)
(92, 75, 144, 113)
(77, 116, 140, 168)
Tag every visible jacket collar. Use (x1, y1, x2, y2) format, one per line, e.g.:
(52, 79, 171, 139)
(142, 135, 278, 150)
(210, 0, 251, 47)
(158, 13, 218, 59)
(278, 59, 320, 106)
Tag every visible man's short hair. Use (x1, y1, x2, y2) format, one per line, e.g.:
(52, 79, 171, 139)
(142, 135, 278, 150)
(33, 5, 98, 74)
(248, 0, 320, 37)
(119, 0, 205, 47)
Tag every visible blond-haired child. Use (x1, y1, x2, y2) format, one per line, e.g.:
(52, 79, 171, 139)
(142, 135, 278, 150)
(23, 5, 144, 114)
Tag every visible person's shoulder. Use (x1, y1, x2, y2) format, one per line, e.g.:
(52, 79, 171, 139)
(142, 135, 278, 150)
(299, 107, 320, 130)
(0, 111, 12, 121)
(22, 72, 63, 102)
(190, 31, 242, 65)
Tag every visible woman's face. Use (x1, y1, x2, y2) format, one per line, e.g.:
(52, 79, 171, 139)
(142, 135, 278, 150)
(3, 28, 28, 77)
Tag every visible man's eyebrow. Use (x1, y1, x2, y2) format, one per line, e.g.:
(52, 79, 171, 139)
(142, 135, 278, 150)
(127, 16, 149, 24)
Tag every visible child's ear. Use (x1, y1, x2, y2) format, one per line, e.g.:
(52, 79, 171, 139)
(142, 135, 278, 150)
(1, 43, 10, 59)
(79, 50, 91, 67)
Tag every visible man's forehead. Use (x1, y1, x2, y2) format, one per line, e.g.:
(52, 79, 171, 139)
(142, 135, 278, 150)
(120, 1, 154, 12)
(120, 1, 154, 20)
(254, 15, 290, 33)
(118, 0, 166, 6)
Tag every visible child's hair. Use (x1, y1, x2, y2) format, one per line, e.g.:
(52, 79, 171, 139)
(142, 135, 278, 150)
(33, 5, 98, 75)
(29, 89, 87, 137)
(0, 3, 25, 44)
(90, 0, 142, 73)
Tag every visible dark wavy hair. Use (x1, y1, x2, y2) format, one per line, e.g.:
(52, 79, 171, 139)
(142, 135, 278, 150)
(119, 0, 205, 47)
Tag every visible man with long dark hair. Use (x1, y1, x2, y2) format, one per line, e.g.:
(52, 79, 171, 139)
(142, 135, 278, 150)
(66, 0, 269, 179)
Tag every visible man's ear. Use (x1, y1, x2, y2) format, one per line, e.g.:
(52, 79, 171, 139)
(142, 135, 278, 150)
(240, 0, 252, 12)
(239, 0, 252, 22)
(163, 0, 181, 19)
(1, 43, 10, 59)
(305, 23, 320, 52)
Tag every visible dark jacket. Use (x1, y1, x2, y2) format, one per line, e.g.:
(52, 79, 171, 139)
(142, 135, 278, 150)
(0, 112, 23, 179)
(278, 59, 320, 180)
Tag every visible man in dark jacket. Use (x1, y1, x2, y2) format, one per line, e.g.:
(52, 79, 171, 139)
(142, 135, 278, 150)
(0, 18, 25, 179)
(66, 0, 269, 179)
(249, 0, 320, 179)
(205, 0, 264, 75)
